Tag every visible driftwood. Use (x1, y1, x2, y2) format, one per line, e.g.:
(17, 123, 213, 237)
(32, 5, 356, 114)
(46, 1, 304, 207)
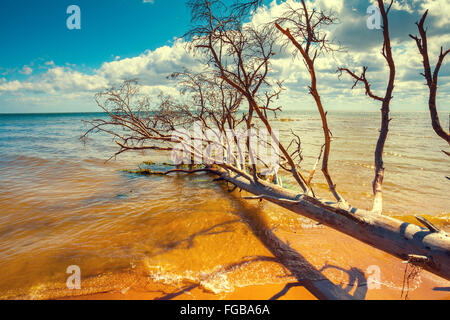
(210, 167, 450, 281)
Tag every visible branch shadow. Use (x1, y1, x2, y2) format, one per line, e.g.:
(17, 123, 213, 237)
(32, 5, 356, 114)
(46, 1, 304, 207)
(269, 282, 303, 300)
(139, 219, 284, 300)
(139, 177, 367, 300)
(433, 287, 450, 292)
(149, 219, 240, 258)
(319, 264, 368, 300)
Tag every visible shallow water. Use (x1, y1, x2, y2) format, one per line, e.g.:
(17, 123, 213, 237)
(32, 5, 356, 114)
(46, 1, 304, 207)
(0, 111, 448, 299)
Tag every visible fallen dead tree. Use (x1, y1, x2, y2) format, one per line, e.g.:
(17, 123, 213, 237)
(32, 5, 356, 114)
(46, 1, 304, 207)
(132, 165, 450, 281)
(214, 168, 450, 281)
(83, 0, 450, 284)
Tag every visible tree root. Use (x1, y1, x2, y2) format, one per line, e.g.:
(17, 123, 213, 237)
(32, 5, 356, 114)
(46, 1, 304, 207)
(401, 255, 428, 300)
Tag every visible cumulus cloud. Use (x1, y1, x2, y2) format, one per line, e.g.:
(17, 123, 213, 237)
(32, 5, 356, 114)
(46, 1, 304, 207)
(97, 41, 200, 85)
(0, 67, 108, 93)
(251, 0, 450, 110)
(0, 40, 201, 107)
(419, 0, 450, 27)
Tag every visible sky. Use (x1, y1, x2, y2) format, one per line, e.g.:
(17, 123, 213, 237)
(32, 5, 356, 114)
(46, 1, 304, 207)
(0, 0, 191, 71)
(0, 0, 449, 113)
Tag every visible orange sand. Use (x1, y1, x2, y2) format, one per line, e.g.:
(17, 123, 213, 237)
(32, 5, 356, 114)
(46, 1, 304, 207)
(59, 222, 450, 301)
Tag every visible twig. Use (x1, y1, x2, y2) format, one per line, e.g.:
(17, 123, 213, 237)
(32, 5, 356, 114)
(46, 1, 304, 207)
(415, 215, 441, 233)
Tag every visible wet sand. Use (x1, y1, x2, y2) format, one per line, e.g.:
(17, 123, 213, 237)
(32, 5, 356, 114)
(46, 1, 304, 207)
(60, 222, 450, 301)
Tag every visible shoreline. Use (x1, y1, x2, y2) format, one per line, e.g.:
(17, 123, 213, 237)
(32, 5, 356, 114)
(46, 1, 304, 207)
(6, 222, 448, 301)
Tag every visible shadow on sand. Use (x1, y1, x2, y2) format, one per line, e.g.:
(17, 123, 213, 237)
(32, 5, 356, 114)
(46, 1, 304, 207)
(225, 189, 366, 300)
(150, 182, 368, 300)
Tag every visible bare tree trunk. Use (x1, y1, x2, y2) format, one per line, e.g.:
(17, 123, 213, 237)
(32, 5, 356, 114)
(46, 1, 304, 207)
(371, 0, 395, 214)
(137, 165, 450, 281)
(338, 0, 395, 214)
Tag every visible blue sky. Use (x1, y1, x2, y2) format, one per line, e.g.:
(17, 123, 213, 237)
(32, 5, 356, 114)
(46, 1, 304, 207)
(0, 0, 191, 76)
(0, 0, 448, 113)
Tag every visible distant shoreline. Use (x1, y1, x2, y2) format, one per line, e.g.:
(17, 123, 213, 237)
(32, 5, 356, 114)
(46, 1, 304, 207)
(0, 110, 432, 116)
(0, 112, 108, 116)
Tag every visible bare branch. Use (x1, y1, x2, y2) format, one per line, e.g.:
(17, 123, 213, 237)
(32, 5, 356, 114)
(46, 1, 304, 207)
(409, 10, 450, 145)
(274, 0, 345, 204)
(337, 67, 383, 102)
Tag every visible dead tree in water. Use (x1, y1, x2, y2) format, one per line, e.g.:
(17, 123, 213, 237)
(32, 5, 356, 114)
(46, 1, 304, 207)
(186, 0, 312, 193)
(84, 0, 450, 284)
(409, 10, 450, 153)
(274, 0, 345, 204)
(337, 0, 395, 214)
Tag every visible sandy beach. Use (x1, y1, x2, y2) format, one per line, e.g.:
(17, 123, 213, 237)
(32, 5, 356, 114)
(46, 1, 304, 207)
(58, 218, 450, 300)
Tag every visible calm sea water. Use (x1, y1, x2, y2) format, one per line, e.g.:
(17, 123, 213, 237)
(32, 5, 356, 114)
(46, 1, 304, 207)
(0, 111, 448, 299)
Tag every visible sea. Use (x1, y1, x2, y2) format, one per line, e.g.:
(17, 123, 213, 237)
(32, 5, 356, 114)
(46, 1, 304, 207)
(0, 111, 448, 299)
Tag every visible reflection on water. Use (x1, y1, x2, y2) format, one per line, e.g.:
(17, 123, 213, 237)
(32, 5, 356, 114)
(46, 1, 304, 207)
(0, 112, 448, 299)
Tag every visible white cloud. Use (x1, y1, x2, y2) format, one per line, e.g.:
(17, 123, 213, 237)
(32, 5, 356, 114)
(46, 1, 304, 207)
(97, 40, 199, 84)
(19, 66, 33, 75)
(419, 0, 450, 27)
(250, 0, 450, 110)
(0, 67, 109, 94)
(0, 40, 201, 108)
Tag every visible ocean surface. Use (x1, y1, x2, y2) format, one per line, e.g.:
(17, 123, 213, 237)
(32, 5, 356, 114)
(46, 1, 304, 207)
(0, 111, 448, 299)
